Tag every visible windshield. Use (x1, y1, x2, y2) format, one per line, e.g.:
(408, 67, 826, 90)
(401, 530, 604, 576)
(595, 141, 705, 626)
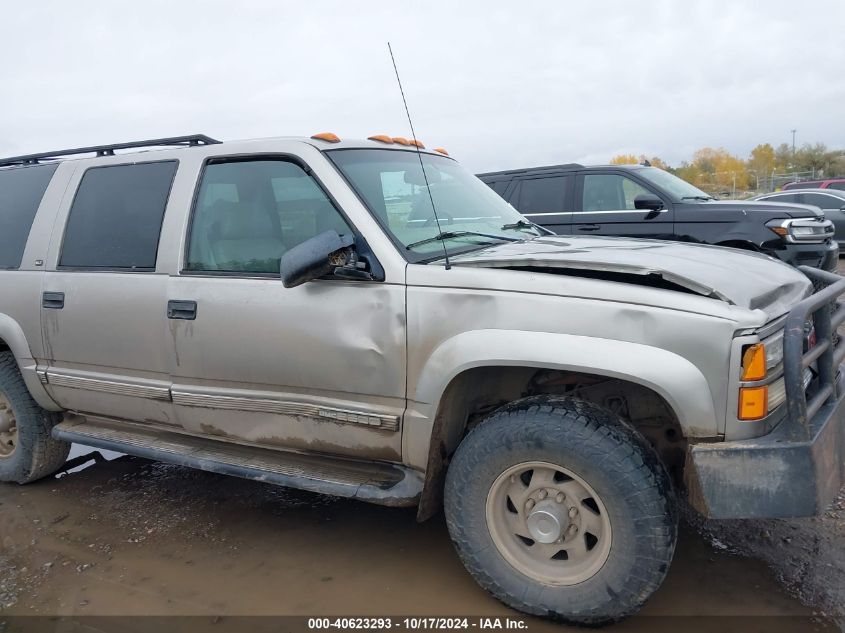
(327, 149, 539, 259)
(636, 167, 713, 201)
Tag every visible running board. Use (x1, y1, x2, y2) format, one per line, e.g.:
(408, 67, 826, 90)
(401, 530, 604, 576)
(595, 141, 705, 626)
(52, 417, 423, 507)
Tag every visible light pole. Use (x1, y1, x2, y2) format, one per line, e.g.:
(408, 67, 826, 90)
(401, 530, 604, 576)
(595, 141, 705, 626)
(790, 129, 797, 178)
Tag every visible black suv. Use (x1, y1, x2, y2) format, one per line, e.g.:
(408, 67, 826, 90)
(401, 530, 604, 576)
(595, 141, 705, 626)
(478, 163, 839, 272)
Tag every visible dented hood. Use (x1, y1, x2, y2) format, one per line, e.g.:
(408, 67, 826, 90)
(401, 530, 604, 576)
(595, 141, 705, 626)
(447, 235, 812, 318)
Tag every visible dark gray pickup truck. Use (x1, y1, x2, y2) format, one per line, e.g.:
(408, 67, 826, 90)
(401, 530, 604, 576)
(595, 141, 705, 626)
(478, 163, 839, 273)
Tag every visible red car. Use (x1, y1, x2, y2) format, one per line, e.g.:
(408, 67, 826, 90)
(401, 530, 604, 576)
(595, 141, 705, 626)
(782, 178, 845, 191)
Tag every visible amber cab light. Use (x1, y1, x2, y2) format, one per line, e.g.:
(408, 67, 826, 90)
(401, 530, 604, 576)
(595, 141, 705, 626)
(408, 139, 425, 148)
(311, 132, 341, 143)
(741, 343, 766, 381)
(434, 147, 449, 155)
(738, 386, 768, 420)
(392, 137, 411, 146)
(368, 135, 394, 144)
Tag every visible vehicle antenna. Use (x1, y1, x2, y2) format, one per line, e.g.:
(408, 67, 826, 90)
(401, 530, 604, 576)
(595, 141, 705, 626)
(387, 42, 451, 270)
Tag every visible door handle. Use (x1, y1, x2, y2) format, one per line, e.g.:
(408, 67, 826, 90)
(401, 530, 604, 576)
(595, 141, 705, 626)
(577, 224, 601, 232)
(167, 300, 197, 320)
(42, 292, 65, 309)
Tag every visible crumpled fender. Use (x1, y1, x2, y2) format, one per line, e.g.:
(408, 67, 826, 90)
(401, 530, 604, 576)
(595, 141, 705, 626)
(411, 329, 718, 437)
(0, 313, 60, 411)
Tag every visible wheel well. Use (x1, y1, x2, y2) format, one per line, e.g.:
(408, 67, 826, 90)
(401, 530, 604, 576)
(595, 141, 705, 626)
(416, 366, 686, 521)
(716, 240, 759, 252)
(0, 337, 9, 354)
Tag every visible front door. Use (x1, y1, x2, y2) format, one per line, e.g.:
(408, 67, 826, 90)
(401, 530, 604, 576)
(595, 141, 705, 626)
(167, 157, 406, 461)
(572, 171, 674, 239)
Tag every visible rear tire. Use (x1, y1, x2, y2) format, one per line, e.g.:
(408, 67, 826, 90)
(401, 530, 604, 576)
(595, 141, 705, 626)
(444, 396, 676, 626)
(0, 352, 69, 483)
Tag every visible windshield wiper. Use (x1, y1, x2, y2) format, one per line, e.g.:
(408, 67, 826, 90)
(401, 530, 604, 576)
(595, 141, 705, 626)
(681, 195, 716, 201)
(501, 219, 544, 235)
(406, 230, 520, 251)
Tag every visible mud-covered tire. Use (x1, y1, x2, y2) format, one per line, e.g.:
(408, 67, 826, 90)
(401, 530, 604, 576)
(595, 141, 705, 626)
(444, 396, 677, 626)
(0, 351, 69, 483)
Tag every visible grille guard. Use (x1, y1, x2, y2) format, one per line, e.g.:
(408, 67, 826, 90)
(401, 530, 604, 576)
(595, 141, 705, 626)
(784, 266, 845, 437)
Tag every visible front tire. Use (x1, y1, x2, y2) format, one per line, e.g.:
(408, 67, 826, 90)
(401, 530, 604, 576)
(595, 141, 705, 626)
(444, 396, 676, 626)
(0, 352, 69, 484)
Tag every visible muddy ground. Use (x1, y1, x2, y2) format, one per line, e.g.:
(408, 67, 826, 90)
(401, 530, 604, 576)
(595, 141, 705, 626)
(0, 450, 837, 632)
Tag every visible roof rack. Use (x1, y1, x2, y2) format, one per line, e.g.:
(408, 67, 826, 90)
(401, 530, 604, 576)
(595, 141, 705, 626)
(0, 134, 221, 168)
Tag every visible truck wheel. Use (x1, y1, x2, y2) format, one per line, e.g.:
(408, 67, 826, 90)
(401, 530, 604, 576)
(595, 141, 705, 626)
(444, 396, 676, 626)
(0, 352, 69, 483)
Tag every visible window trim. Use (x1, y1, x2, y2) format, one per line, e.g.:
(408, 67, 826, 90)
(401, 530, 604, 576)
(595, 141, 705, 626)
(56, 159, 179, 273)
(180, 152, 378, 280)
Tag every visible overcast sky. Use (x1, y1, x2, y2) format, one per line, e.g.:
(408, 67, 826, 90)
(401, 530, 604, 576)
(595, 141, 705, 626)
(2, 1, 843, 173)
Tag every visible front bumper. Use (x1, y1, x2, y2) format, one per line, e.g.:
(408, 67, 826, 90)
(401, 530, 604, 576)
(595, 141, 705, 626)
(686, 373, 845, 518)
(772, 239, 839, 273)
(687, 265, 845, 519)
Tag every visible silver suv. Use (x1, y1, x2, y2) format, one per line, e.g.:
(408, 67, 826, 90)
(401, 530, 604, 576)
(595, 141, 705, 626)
(1, 133, 844, 626)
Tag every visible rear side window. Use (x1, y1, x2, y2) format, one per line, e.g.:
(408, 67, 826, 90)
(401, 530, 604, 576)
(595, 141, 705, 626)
(802, 193, 841, 209)
(0, 164, 58, 269)
(828, 182, 845, 191)
(486, 179, 509, 196)
(767, 193, 799, 204)
(60, 161, 177, 269)
(517, 176, 567, 214)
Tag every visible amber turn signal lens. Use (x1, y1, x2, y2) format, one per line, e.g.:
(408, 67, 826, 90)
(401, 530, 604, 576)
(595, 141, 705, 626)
(738, 386, 768, 420)
(741, 343, 766, 381)
(311, 132, 341, 143)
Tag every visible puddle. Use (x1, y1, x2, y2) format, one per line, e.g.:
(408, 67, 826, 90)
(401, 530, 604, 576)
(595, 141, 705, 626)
(0, 455, 834, 631)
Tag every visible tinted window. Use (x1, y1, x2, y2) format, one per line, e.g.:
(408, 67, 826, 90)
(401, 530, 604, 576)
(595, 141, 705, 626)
(766, 193, 799, 203)
(517, 177, 567, 214)
(802, 193, 841, 209)
(60, 162, 177, 269)
(827, 182, 845, 191)
(0, 164, 58, 269)
(484, 179, 509, 196)
(582, 174, 651, 211)
(186, 159, 351, 274)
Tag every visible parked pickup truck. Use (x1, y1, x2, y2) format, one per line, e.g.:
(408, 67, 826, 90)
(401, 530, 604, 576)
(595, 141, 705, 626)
(1, 134, 844, 626)
(477, 163, 839, 273)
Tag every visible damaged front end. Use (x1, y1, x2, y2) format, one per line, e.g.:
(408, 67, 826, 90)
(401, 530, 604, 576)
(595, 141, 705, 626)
(686, 267, 845, 519)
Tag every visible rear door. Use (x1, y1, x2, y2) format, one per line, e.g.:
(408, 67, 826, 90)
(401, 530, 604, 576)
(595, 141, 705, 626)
(41, 161, 177, 425)
(572, 170, 674, 238)
(506, 175, 572, 234)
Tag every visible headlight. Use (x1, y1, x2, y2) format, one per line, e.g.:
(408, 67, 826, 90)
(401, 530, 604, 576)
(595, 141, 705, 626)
(766, 218, 834, 244)
(765, 334, 784, 370)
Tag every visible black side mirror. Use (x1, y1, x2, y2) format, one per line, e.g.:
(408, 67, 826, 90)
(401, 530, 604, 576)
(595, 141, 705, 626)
(634, 193, 665, 212)
(280, 230, 354, 288)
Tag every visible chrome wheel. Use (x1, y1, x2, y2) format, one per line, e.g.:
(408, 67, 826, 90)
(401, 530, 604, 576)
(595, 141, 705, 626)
(486, 461, 612, 585)
(0, 391, 18, 459)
